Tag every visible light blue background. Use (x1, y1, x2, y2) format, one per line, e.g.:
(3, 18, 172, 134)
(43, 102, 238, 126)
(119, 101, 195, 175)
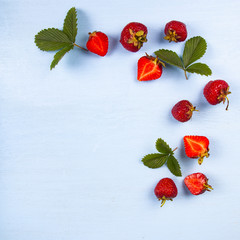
(0, 0, 240, 239)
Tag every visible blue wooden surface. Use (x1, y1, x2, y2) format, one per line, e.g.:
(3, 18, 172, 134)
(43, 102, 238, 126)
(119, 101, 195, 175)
(0, 0, 240, 239)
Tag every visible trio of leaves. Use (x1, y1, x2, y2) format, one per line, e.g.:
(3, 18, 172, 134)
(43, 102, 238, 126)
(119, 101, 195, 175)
(142, 138, 182, 177)
(155, 36, 212, 79)
(35, 7, 83, 70)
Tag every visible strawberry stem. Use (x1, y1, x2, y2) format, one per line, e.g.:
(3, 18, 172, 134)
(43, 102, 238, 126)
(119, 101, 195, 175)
(184, 70, 188, 80)
(73, 43, 88, 51)
(198, 151, 209, 165)
(172, 147, 178, 152)
(204, 183, 213, 191)
(225, 95, 230, 111)
(160, 199, 166, 207)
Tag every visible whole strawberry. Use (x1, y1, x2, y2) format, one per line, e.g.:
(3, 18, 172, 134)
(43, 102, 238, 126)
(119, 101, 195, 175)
(120, 22, 148, 52)
(164, 20, 187, 42)
(137, 54, 164, 81)
(183, 136, 209, 165)
(171, 100, 197, 122)
(184, 173, 213, 195)
(203, 80, 231, 110)
(154, 178, 178, 207)
(86, 31, 108, 56)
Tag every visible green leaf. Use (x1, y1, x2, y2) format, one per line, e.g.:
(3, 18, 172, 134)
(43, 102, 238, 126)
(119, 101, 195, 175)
(186, 63, 212, 76)
(182, 36, 207, 68)
(35, 28, 72, 51)
(63, 7, 78, 43)
(154, 49, 183, 69)
(50, 45, 74, 70)
(142, 153, 168, 169)
(167, 155, 182, 177)
(155, 138, 173, 154)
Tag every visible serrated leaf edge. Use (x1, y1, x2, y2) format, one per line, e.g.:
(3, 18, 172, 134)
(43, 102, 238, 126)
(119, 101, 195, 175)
(183, 36, 207, 68)
(155, 138, 173, 154)
(50, 44, 74, 70)
(63, 7, 78, 43)
(166, 155, 182, 177)
(142, 153, 169, 169)
(154, 49, 184, 69)
(186, 62, 212, 76)
(34, 28, 72, 51)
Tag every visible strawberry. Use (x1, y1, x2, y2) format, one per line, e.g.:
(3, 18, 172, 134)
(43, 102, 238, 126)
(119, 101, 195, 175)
(203, 80, 231, 110)
(184, 173, 213, 195)
(137, 54, 164, 81)
(183, 136, 209, 165)
(86, 31, 108, 56)
(120, 22, 148, 52)
(171, 100, 197, 122)
(164, 20, 187, 42)
(154, 178, 178, 207)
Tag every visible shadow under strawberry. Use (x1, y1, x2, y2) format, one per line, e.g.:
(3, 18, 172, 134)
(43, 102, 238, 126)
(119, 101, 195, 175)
(107, 34, 119, 56)
(197, 84, 210, 111)
(178, 138, 196, 170)
(182, 180, 193, 196)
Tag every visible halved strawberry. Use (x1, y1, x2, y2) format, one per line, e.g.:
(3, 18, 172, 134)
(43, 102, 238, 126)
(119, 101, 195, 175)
(183, 136, 209, 165)
(86, 31, 108, 56)
(137, 54, 164, 81)
(184, 173, 213, 195)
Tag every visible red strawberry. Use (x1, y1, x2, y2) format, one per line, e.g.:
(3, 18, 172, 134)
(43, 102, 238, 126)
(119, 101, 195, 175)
(184, 173, 213, 195)
(120, 22, 148, 52)
(171, 100, 197, 122)
(86, 31, 108, 56)
(137, 54, 164, 81)
(154, 178, 178, 207)
(203, 80, 231, 110)
(164, 20, 187, 42)
(183, 136, 209, 165)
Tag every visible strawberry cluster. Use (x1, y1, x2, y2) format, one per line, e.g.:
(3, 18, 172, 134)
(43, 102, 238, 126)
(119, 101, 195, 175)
(35, 9, 231, 208)
(154, 135, 212, 207)
(115, 21, 230, 207)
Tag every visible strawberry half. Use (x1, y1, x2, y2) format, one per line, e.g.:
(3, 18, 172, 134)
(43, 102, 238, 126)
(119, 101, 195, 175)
(183, 136, 209, 165)
(184, 173, 213, 195)
(154, 178, 178, 207)
(86, 31, 108, 56)
(137, 54, 164, 81)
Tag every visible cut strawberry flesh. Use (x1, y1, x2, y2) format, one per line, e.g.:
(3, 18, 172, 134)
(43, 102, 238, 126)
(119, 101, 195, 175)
(184, 173, 213, 195)
(93, 36, 104, 52)
(184, 136, 209, 164)
(87, 32, 108, 56)
(186, 138, 206, 154)
(138, 61, 162, 81)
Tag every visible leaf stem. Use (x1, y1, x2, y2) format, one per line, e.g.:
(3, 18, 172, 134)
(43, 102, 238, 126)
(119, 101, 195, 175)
(73, 43, 88, 51)
(172, 147, 178, 152)
(184, 70, 188, 80)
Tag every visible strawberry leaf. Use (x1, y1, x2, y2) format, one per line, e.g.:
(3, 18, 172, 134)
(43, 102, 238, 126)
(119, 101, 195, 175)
(155, 138, 173, 154)
(182, 36, 207, 68)
(63, 7, 78, 43)
(50, 44, 74, 70)
(186, 63, 212, 76)
(167, 155, 182, 177)
(142, 153, 168, 169)
(35, 28, 72, 51)
(154, 49, 183, 69)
